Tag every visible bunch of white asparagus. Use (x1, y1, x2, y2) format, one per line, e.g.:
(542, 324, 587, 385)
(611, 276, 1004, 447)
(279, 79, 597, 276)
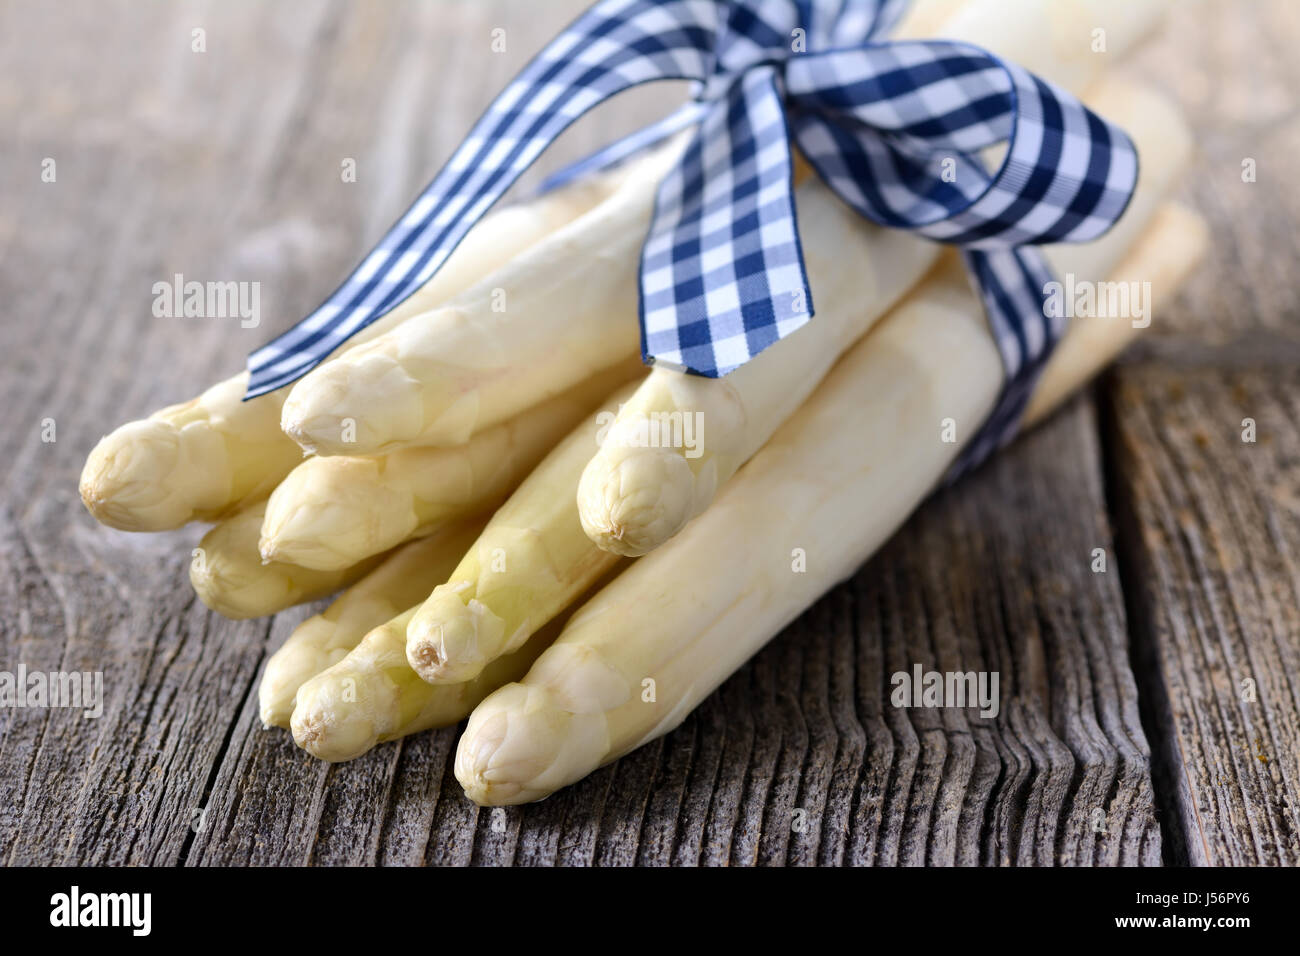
(80, 0, 1205, 805)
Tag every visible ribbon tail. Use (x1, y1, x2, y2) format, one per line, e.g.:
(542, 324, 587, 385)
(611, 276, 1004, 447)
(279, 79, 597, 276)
(946, 245, 1058, 481)
(243, 0, 724, 399)
(640, 65, 811, 377)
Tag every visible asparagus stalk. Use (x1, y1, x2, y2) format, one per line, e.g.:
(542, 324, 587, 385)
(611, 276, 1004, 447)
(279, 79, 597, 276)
(291, 565, 624, 762)
(577, 181, 936, 556)
(190, 501, 389, 619)
(258, 515, 488, 727)
(79, 164, 630, 532)
(258, 358, 642, 570)
(575, 0, 1169, 557)
(1023, 207, 1205, 427)
(452, 71, 1196, 803)
(278, 138, 688, 457)
(888, 0, 969, 37)
(456, 196, 1207, 805)
(938, 0, 1168, 97)
(80, 376, 304, 533)
(290, 606, 548, 762)
(403, 381, 642, 685)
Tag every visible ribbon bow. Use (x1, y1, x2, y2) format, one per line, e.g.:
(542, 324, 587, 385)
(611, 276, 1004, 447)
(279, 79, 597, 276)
(246, 0, 1137, 467)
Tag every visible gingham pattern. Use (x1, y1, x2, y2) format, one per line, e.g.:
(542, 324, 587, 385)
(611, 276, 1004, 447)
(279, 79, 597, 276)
(246, 0, 1139, 475)
(945, 245, 1060, 481)
(784, 42, 1139, 245)
(640, 65, 810, 374)
(247, 0, 730, 397)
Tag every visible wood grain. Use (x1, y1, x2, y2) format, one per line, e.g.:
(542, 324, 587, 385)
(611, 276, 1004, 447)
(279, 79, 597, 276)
(0, 0, 1295, 866)
(1105, 362, 1300, 865)
(1127, 0, 1300, 349)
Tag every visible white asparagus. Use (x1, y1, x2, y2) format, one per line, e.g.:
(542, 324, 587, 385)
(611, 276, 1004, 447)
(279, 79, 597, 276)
(290, 567, 621, 762)
(78, 162, 629, 532)
(576, 180, 935, 556)
(80, 377, 304, 533)
(292, 607, 549, 762)
(452, 69, 1195, 802)
(279, 139, 689, 457)
(258, 515, 488, 728)
(575, 0, 1170, 557)
(404, 382, 641, 684)
(889, 0, 970, 38)
(190, 501, 389, 620)
(1023, 209, 1206, 426)
(258, 358, 642, 570)
(938, 0, 1167, 98)
(456, 198, 1208, 805)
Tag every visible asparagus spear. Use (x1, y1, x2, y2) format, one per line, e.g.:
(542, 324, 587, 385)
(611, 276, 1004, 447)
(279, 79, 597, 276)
(190, 501, 389, 619)
(938, 0, 1168, 97)
(291, 565, 624, 761)
(577, 0, 1170, 558)
(79, 163, 630, 532)
(403, 381, 642, 685)
(258, 358, 642, 570)
(275, 0, 1008, 465)
(290, 607, 551, 762)
(577, 178, 937, 556)
(278, 138, 688, 457)
(258, 515, 488, 727)
(456, 197, 1208, 805)
(80, 375, 305, 533)
(406, 0, 1174, 664)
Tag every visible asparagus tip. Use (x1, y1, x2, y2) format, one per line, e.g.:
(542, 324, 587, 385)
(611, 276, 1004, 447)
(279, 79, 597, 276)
(456, 683, 607, 806)
(455, 704, 548, 806)
(279, 349, 425, 455)
(79, 420, 190, 531)
(407, 638, 446, 674)
(257, 689, 288, 730)
(577, 445, 697, 557)
(290, 697, 375, 763)
(406, 592, 504, 685)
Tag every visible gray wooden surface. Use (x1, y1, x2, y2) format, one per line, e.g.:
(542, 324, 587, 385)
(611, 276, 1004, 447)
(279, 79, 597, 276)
(1, 0, 1297, 866)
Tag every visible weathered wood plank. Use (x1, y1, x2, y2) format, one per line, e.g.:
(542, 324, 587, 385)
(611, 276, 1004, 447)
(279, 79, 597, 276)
(0, 0, 343, 867)
(1105, 0, 1300, 860)
(845, 397, 1158, 866)
(3, 0, 1291, 867)
(193, 396, 1154, 867)
(1105, 361, 1300, 866)
(1128, 0, 1300, 348)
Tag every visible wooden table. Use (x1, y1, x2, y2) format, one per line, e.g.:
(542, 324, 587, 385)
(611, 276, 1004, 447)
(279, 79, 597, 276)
(2, 0, 1297, 866)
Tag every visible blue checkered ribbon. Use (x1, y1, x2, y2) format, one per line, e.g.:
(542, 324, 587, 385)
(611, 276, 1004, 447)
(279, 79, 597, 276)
(246, 0, 1138, 469)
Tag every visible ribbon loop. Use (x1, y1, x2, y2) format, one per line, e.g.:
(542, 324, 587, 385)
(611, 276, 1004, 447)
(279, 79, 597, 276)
(246, 0, 1141, 480)
(785, 41, 1139, 245)
(247, 0, 725, 396)
(641, 65, 808, 376)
